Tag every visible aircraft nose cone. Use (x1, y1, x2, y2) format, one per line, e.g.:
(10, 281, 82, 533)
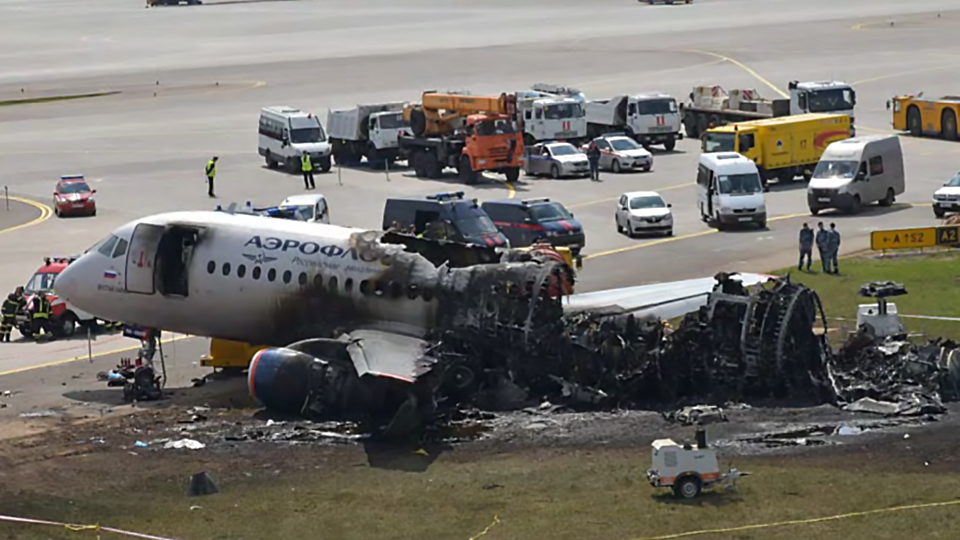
(54, 261, 81, 304)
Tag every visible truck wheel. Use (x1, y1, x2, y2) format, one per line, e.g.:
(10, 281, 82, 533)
(941, 110, 957, 141)
(550, 164, 561, 179)
(663, 138, 676, 152)
(880, 188, 895, 207)
(265, 152, 278, 169)
(459, 156, 478, 185)
(684, 115, 699, 139)
(427, 154, 443, 179)
(849, 194, 862, 214)
(934, 206, 946, 219)
(504, 167, 520, 183)
(810, 206, 820, 216)
(673, 476, 701, 499)
(697, 115, 708, 137)
(907, 106, 922, 137)
(319, 156, 332, 173)
(411, 151, 426, 178)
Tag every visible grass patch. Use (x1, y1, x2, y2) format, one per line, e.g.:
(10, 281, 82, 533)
(775, 251, 960, 341)
(1, 449, 959, 540)
(0, 91, 119, 107)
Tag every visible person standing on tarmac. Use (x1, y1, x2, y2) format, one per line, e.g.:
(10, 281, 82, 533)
(586, 141, 602, 181)
(1, 289, 20, 342)
(301, 151, 315, 190)
(815, 221, 830, 273)
(31, 291, 53, 341)
(798, 223, 814, 271)
(205, 156, 218, 198)
(827, 222, 842, 274)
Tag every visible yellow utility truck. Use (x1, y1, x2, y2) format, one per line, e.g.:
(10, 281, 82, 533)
(888, 95, 960, 141)
(200, 339, 267, 374)
(701, 113, 851, 188)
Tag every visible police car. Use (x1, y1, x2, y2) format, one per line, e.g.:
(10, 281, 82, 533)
(583, 135, 653, 173)
(523, 142, 590, 179)
(481, 198, 585, 255)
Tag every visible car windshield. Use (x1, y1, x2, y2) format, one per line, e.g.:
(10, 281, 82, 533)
(718, 173, 763, 195)
(807, 88, 855, 112)
(25, 272, 57, 294)
(475, 118, 517, 135)
(455, 215, 498, 236)
(703, 132, 735, 153)
(58, 181, 90, 194)
(609, 138, 641, 151)
(946, 174, 960, 187)
(290, 127, 324, 144)
(543, 103, 584, 119)
(378, 112, 407, 130)
(529, 202, 572, 222)
(549, 144, 579, 156)
(629, 196, 666, 209)
(637, 98, 677, 115)
(281, 205, 315, 221)
(813, 160, 858, 179)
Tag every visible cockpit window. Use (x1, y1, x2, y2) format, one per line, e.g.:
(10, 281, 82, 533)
(113, 238, 128, 258)
(97, 235, 119, 257)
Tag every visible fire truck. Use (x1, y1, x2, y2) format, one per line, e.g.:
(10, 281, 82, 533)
(16, 256, 101, 338)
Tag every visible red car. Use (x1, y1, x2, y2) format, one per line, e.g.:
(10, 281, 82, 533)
(53, 175, 97, 217)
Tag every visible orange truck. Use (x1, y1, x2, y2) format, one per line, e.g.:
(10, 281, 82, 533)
(399, 92, 524, 185)
(888, 95, 960, 141)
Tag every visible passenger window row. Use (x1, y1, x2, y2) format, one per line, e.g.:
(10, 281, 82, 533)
(205, 260, 434, 301)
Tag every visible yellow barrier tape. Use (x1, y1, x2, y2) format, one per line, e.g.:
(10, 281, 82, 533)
(468, 514, 501, 540)
(627, 498, 960, 540)
(65, 523, 101, 540)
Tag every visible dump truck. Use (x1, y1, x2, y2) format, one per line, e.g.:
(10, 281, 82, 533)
(701, 113, 851, 187)
(585, 93, 682, 151)
(515, 84, 588, 145)
(399, 92, 524, 185)
(682, 81, 856, 139)
(888, 94, 960, 141)
(327, 102, 409, 166)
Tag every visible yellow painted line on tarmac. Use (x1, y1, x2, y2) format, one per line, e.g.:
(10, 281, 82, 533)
(506, 182, 516, 199)
(0, 334, 194, 378)
(853, 60, 960, 86)
(567, 182, 695, 210)
(0, 196, 52, 236)
(678, 49, 789, 99)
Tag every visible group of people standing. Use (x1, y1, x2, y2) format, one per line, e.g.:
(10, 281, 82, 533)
(798, 222, 841, 274)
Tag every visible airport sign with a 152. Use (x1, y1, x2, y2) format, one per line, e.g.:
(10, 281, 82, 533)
(870, 225, 960, 250)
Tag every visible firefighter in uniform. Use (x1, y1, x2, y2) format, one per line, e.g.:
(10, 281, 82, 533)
(205, 156, 218, 198)
(1, 289, 20, 342)
(301, 151, 315, 190)
(31, 291, 53, 341)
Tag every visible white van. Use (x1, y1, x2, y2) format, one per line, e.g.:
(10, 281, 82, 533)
(807, 135, 904, 215)
(697, 152, 767, 229)
(278, 194, 330, 224)
(258, 106, 333, 173)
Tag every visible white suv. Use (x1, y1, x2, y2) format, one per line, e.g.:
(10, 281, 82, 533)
(932, 173, 960, 218)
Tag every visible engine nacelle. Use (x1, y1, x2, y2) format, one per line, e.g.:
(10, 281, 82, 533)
(248, 347, 323, 414)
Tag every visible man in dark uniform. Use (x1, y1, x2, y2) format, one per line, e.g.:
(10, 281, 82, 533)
(31, 291, 53, 341)
(0, 288, 20, 342)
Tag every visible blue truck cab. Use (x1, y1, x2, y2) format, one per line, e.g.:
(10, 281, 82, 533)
(481, 197, 585, 255)
(382, 191, 509, 247)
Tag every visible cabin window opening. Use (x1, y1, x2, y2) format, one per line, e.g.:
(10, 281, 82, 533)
(222, 262, 231, 276)
(313, 273, 323, 288)
(374, 282, 385, 297)
(267, 268, 277, 282)
(422, 288, 435, 302)
(360, 280, 371, 295)
(156, 225, 201, 298)
(207, 261, 215, 274)
(282, 270, 292, 284)
(237, 265, 246, 279)
(344, 278, 354, 292)
(252, 266, 262, 280)
(328, 276, 338, 292)
(298, 272, 307, 286)
(407, 284, 419, 300)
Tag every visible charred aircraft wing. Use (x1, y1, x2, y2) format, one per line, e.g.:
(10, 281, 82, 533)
(341, 329, 437, 382)
(563, 272, 775, 320)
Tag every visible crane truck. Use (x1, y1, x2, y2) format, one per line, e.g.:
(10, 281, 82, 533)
(584, 93, 683, 151)
(399, 92, 524, 185)
(515, 84, 588, 145)
(327, 102, 409, 166)
(681, 80, 856, 139)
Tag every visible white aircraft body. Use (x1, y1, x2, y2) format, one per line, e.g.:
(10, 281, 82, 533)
(54, 210, 773, 417)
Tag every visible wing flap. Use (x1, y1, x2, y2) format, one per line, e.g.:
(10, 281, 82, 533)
(342, 329, 436, 382)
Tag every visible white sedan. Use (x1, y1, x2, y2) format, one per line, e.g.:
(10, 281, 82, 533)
(584, 136, 653, 173)
(615, 191, 673, 237)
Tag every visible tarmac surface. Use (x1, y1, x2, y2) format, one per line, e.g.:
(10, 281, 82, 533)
(1, 0, 960, 412)
(0, 197, 43, 233)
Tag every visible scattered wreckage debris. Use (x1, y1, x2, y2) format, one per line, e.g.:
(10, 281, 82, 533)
(663, 405, 728, 426)
(725, 416, 938, 451)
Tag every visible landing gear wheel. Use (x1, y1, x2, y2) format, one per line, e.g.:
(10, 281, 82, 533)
(550, 164, 561, 179)
(673, 477, 701, 499)
(880, 188, 895, 207)
(612, 160, 622, 174)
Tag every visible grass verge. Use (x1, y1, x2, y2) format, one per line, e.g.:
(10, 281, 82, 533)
(775, 251, 960, 341)
(0, 91, 120, 107)
(1, 448, 960, 540)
